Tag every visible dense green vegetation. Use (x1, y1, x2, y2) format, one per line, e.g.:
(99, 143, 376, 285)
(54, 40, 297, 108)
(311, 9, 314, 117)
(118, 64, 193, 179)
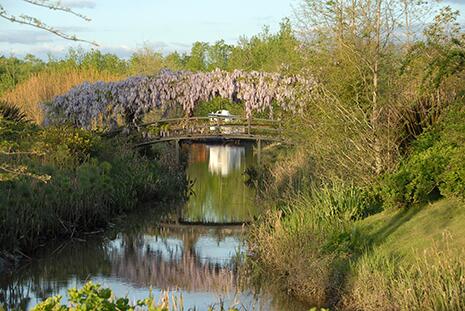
(0, 103, 185, 256)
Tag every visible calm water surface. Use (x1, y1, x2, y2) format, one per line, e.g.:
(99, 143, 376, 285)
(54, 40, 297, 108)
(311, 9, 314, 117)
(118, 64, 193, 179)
(0, 143, 302, 310)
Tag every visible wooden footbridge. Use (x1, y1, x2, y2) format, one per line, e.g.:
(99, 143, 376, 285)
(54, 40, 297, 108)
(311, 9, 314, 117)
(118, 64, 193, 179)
(133, 115, 283, 162)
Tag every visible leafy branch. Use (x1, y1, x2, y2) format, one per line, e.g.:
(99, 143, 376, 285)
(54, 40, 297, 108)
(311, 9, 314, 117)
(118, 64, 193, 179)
(0, 163, 51, 183)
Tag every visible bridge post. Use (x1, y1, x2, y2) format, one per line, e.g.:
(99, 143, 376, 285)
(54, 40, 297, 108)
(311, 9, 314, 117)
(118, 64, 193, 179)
(175, 139, 180, 165)
(257, 139, 261, 165)
(247, 116, 251, 135)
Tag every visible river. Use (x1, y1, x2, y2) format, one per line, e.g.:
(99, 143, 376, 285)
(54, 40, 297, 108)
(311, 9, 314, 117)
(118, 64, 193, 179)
(0, 142, 304, 310)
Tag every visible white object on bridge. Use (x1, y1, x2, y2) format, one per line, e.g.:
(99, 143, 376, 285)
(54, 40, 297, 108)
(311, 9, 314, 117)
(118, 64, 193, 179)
(208, 110, 240, 134)
(208, 109, 235, 120)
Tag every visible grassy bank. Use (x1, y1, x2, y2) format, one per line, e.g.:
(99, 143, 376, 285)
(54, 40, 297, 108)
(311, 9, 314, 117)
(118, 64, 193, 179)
(342, 198, 465, 310)
(247, 194, 465, 310)
(246, 102, 465, 310)
(0, 106, 186, 258)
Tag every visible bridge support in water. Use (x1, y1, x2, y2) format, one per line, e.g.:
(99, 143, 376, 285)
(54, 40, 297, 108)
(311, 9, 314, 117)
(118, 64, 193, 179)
(175, 139, 180, 165)
(257, 139, 261, 165)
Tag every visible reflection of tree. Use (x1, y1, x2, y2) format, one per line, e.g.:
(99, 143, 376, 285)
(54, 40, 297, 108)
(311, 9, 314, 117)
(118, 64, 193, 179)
(111, 226, 242, 292)
(0, 237, 113, 309)
(0, 225, 243, 309)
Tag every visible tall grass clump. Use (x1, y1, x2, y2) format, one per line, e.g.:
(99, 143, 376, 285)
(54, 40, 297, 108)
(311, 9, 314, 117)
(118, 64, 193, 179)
(246, 184, 378, 307)
(342, 238, 465, 311)
(1, 68, 125, 124)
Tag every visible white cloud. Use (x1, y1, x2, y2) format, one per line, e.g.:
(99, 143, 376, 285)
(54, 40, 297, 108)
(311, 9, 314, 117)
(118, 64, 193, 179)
(99, 45, 135, 58)
(0, 30, 53, 44)
(60, 0, 96, 9)
(0, 26, 91, 45)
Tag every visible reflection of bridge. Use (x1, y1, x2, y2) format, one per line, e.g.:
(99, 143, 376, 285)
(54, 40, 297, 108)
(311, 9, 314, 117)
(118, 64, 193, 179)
(109, 225, 245, 292)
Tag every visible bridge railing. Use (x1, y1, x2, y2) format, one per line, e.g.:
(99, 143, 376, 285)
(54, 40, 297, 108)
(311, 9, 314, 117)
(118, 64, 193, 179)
(139, 116, 282, 141)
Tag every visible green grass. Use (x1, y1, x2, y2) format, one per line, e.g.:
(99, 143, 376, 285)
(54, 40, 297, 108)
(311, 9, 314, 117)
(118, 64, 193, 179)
(247, 191, 465, 310)
(342, 198, 465, 311)
(357, 198, 465, 260)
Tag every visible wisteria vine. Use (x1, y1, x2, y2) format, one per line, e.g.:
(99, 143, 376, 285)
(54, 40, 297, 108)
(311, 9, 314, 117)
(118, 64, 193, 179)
(44, 69, 315, 129)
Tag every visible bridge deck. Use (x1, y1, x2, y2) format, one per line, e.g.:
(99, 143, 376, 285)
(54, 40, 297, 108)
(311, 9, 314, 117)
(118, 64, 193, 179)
(136, 134, 282, 147)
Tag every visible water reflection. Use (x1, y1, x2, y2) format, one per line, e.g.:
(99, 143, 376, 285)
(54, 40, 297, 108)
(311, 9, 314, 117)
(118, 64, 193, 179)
(0, 143, 269, 310)
(183, 143, 257, 223)
(208, 145, 245, 176)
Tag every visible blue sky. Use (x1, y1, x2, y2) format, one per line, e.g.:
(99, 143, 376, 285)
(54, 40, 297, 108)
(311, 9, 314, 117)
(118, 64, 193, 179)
(0, 0, 464, 59)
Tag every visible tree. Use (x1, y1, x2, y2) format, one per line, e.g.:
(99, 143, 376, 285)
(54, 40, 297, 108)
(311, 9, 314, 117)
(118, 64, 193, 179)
(228, 19, 303, 73)
(185, 42, 209, 71)
(295, 0, 440, 175)
(129, 46, 165, 75)
(0, 0, 97, 45)
(206, 40, 233, 71)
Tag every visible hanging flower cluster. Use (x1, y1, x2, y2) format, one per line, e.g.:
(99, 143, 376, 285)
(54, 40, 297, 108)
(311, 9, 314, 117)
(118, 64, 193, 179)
(44, 69, 315, 129)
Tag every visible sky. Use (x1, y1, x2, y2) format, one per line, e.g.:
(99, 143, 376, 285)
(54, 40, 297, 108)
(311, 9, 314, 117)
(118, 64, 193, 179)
(0, 0, 464, 60)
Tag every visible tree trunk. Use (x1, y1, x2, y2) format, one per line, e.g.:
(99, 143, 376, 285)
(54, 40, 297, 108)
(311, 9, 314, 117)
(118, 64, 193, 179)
(372, 0, 383, 174)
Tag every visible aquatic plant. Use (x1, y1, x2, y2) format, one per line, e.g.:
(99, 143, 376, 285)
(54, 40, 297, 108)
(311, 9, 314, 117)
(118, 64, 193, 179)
(44, 69, 315, 129)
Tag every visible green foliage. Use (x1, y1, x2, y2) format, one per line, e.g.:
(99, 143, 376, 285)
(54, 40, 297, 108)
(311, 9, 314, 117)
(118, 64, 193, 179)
(49, 48, 128, 75)
(192, 97, 244, 117)
(31, 282, 242, 311)
(381, 144, 450, 208)
(0, 118, 186, 252)
(0, 54, 45, 96)
(32, 282, 169, 311)
(35, 125, 100, 165)
(228, 19, 303, 73)
(381, 102, 465, 208)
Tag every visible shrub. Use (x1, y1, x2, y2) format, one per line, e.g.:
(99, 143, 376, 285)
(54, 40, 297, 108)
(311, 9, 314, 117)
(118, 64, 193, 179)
(381, 145, 450, 208)
(440, 150, 465, 200)
(0, 100, 29, 122)
(381, 102, 465, 207)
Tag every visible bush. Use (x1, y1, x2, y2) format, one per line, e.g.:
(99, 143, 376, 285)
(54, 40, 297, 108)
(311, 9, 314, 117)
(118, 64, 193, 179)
(381, 145, 450, 208)
(381, 102, 465, 208)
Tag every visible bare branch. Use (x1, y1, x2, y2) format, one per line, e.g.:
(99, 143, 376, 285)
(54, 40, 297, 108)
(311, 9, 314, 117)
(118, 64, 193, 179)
(22, 0, 91, 21)
(0, 3, 98, 46)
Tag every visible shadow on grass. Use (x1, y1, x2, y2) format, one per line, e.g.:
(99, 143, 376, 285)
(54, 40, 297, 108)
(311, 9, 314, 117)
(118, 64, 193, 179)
(325, 206, 424, 308)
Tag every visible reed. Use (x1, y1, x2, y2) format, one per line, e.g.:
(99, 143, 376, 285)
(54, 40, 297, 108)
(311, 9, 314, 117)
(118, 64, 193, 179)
(1, 68, 124, 124)
(343, 237, 465, 311)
